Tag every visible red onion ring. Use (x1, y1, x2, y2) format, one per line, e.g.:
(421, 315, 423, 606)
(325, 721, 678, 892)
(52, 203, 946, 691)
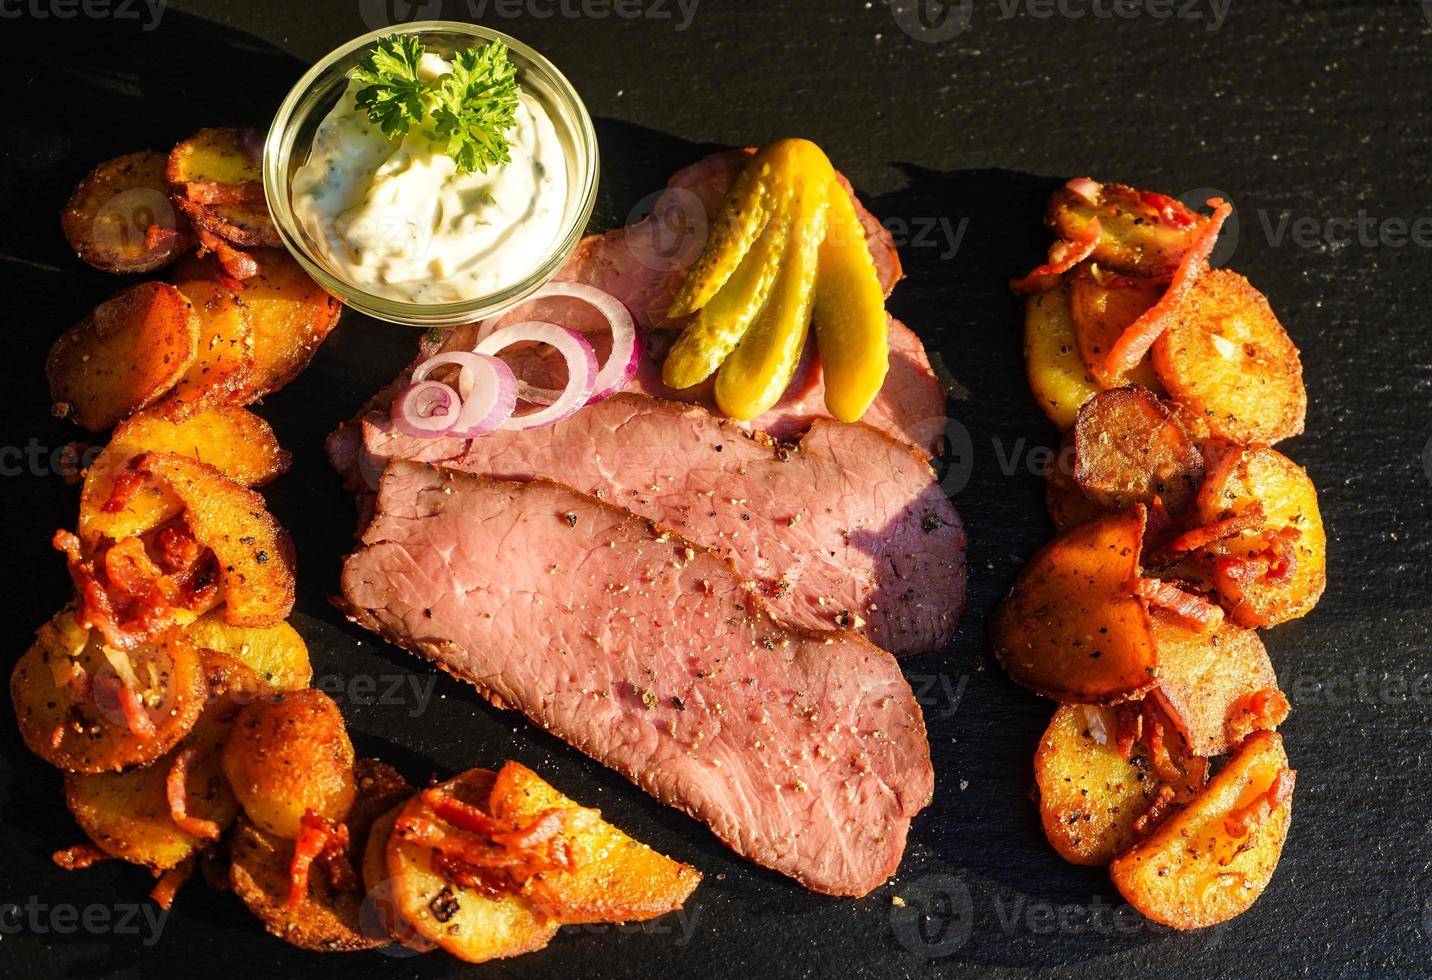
(475, 321, 597, 430)
(475, 281, 639, 406)
(411, 352, 517, 437)
(392, 381, 462, 438)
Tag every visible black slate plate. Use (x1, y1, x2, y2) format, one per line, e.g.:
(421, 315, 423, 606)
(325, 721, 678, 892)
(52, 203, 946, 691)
(3, 1, 1430, 976)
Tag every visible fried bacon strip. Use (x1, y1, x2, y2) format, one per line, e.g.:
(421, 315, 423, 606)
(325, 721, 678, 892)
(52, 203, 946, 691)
(52, 844, 113, 871)
(150, 856, 194, 910)
(195, 227, 259, 280)
(1135, 576, 1225, 632)
(1102, 199, 1232, 377)
(286, 811, 353, 910)
(1133, 784, 1178, 836)
(1224, 768, 1296, 840)
(55, 529, 173, 652)
(101, 466, 147, 515)
(1225, 687, 1292, 748)
(396, 789, 580, 888)
(1009, 218, 1102, 294)
(1149, 502, 1266, 565)
(167, 746, 222, 841)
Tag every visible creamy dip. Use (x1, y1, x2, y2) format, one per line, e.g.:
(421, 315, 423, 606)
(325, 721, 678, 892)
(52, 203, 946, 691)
(292, 52, 568, 304)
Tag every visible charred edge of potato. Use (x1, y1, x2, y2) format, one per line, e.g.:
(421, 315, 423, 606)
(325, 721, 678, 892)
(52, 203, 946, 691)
(62, 151, 190, 274)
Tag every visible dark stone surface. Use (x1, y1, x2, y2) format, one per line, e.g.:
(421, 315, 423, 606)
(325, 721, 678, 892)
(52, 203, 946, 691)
(2, 1, 1429, 976)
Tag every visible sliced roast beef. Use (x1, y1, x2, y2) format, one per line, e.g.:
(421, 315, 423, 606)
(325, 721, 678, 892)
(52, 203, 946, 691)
(360, 393, 965, 656)
(339, 462, 933, 897)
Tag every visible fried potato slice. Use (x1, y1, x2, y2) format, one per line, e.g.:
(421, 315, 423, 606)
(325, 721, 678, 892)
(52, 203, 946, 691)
(138, 451, 295, 627)
(361, 804, 436, 952)
(78, 405, 289, 548)
(991, 506, 1156, 703)
(222, 689, 356, 840)
(1194, 445, 1326, 627)
(167, 127, 278, 248)
(1035, 704, 1205, 866)
(1024, 284, 1101, 430)
(1068, 264, 1167, 389)
(1111, 732, 1294, 929)
(12, 613, 206, 773)
(1045, 448, 1107, 533)
(47, 282, 199, 432)
(1150, 610, 1287, 757)
(1048, 182, 1207, 277)
(488, 760, 701, 924)
(1073, 385, 1204, 518)
(183, 612, 311, 691)
(388, 769, 558, 963)
(158, 279, 255, 420)
(62, 151, 189, 274)
(1151, 270, 1306, 445)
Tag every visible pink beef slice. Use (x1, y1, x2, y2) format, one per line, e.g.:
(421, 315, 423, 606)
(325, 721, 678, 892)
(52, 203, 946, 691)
(339, 462, 934, 897)
(360, 393, 966, 656)
(326, 150, 947, 486)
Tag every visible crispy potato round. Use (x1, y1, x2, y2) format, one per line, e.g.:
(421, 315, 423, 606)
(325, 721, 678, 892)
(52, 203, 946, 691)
(1073, 386, 1204, 518)
(78, 405, 290, 548)
(47, 282, 199, 432)
(1048, 182, 1207, 277)
(167, 127, 279, 248)
(62, 151, 189, 274)
(1150, 610, 1286, 757)
(139, 452, 295, 627)
(222, 689, 355, 839)
(1195, 445, 1326, 627)
(184, 612, 311, 691)
(238, 249, 343, 399)
(991, 507, 1157, 704)
(1151, 270, 1306, 444)
(1111, 732, 1294, 929)
(387, 769, 558, 963)
(1045, 453, 1107, 533)
(1068, 265, 1166, 389)
(488, 760, 701, 924)
(158, 279, 255, 420)
(12, 615, 207, 773)
(360, 804, 436, 952)
(1024, 284, 1102, 431)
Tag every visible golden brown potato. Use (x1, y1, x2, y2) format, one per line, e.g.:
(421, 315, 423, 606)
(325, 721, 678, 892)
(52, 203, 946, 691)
(237, 249, 343, 399)
(222, 689, 356, 840)
(1151, 270, 1306, 445)
(488, 760, 701, 924)
(183, 612, 311, 691)
(1111, 732, 1294, 929)
(1150, 610, 1287, 757)
(1024, 284, 1101, 431)
(47, 282, 199, 432)
(1048, 182, 1207, 277)
(1194, 445, 1326, 627)
(158, 279, 255, 419)
(360, 804, 435, 952)
(78, 405, 289, 548)
(1072, 385, 1204, 518)
(1035, 704, 1205, 866)
(991, 506, 1157, 703)
(167, 127, 279, 248)
(139, 452, 295, 627)
(12, 614, 207, 773)
(1068, 264, 1166, 389)
(387, 770, 558, 963)
(61, 151, 189, 274)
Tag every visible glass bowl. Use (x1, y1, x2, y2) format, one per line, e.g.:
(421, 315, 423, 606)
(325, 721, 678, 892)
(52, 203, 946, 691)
(263, 21, 599, 328)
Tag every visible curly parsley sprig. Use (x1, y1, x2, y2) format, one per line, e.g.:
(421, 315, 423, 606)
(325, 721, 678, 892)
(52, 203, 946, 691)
(350, 34, 521, 175)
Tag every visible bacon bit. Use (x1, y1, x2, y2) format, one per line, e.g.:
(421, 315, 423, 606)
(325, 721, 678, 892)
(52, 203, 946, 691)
(1217, 525, 1301, 589)
(396, 792, 579, 888)
(1113, 703, 1143, 761)
(52, 844, 112, 871)
(150, 856, 194, 910)
(422, 787, 504, 837)
(1150, 502, 1266, 565)
(1143, 495, 1174, 552)
(1009, 218, 1102, 294)
(166, 747, 221, 841)
(184, 180, 265, 206)
(287, 811, 353, 911)
(1140, 701, 1183, 784)
(1133, 784, 1178, 836)
(101, 467, 147, 514)
(1226, 688, 1292, 747)
(1263, 527, 1301, 586)
(116, 680, 158, 740)
(1138, 190, 1199, 230)
(1135, 577, 1225, 632)
(431, 853, 512, 899)
(143, 224, 186, 252)
(55, 530, 173, 651)
(1224, 768, 1295, 839)
(1065, 176, 1101, 205)
(195, 227, 259, 280)
(1102, 199, 1232, 377)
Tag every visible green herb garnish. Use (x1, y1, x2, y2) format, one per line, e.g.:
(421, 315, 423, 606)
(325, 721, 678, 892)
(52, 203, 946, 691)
(351, 34, 520, 175)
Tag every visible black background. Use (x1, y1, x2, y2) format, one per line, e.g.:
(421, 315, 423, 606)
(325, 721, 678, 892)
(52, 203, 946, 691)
(3, 1, 1430, 977)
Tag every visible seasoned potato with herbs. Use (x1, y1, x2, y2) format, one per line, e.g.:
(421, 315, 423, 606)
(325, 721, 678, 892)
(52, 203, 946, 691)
(159, 279, 255, 419)
(1072, 386, 1204, 518)
(184, 612, 311, 691)
(1194, 445, 1326, 627)
(991, 506, 1157, 704)
(488, 761, 701, 924)
(222, 689, 356, 840)
(47, 282, 199, 432)
(1151, 270, 1306, 445)
(167, 127, 278, 248)
(78, 405, 289, 548)
(1150, 610, 1288, 756)
(62, 150, 189, 274)
(1024, 284, 1102, 430)
(1111, 732, 1295, 929)
(1048, 182, 1207, 277)
(12, 614, 207, 773)
(139, 452, 295, 627)
(1068, 264, 1166, 389)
